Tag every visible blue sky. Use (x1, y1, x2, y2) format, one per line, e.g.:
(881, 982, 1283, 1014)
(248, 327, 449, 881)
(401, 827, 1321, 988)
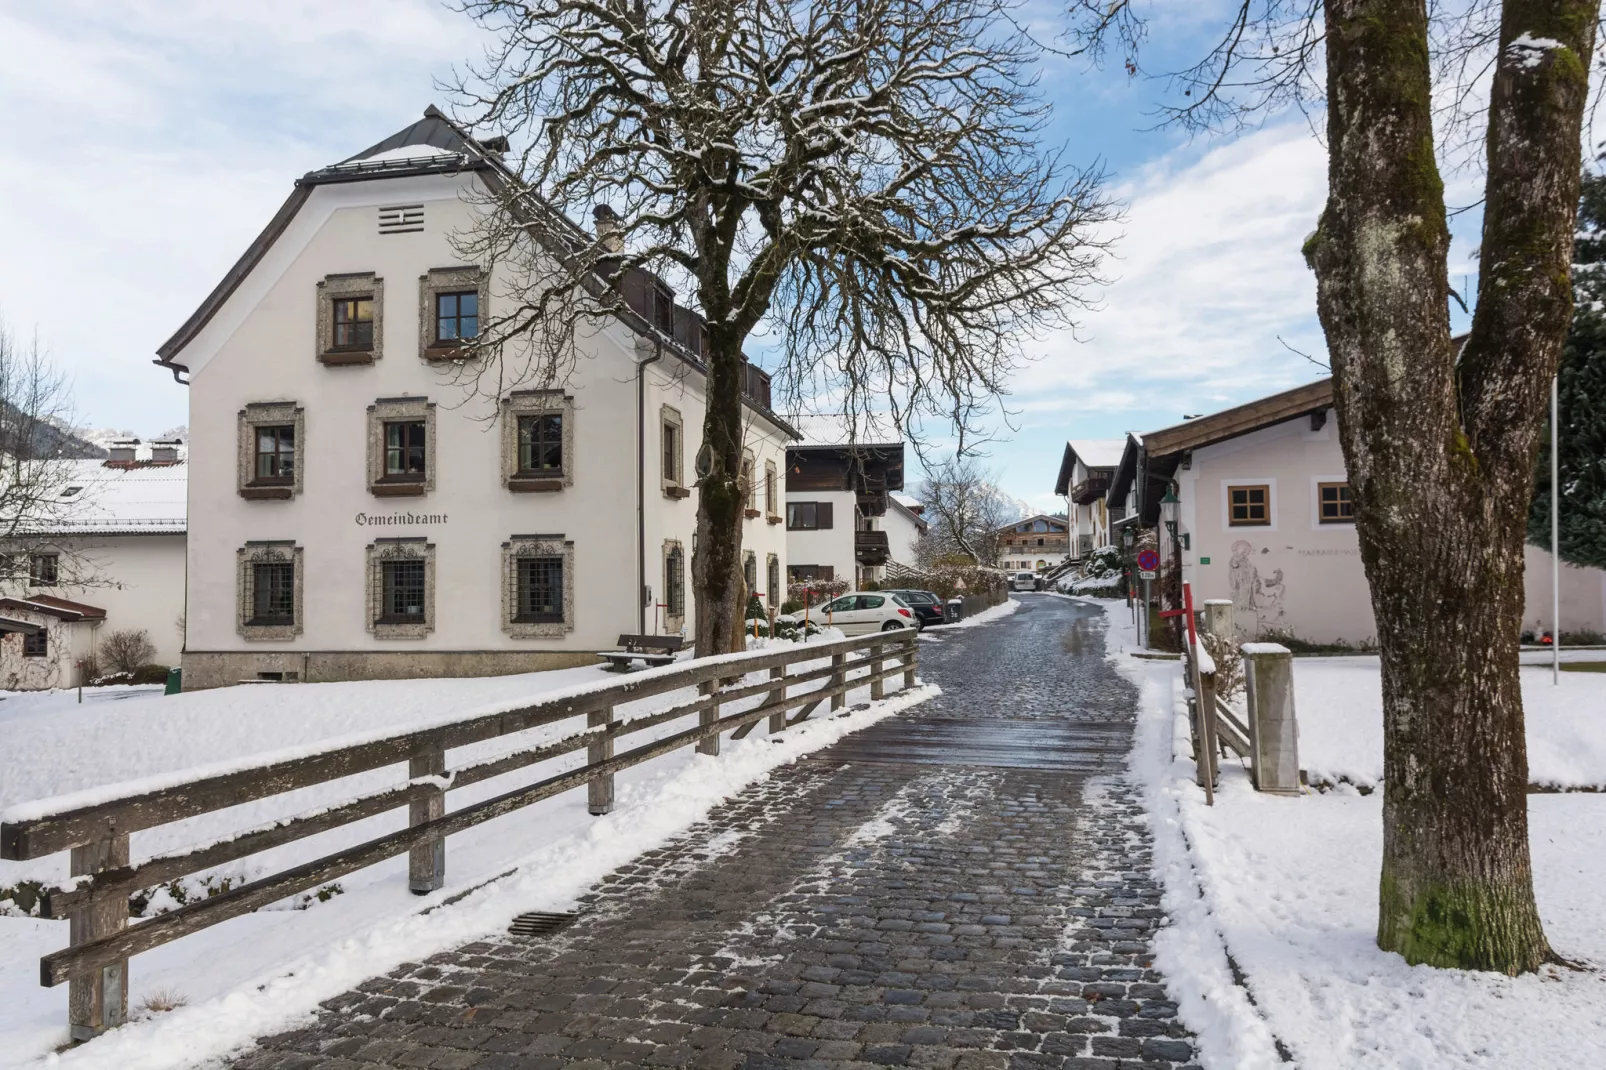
(0, 1, 1485, 513)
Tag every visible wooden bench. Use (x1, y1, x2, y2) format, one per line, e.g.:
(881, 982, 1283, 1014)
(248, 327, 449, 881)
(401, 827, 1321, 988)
(597, 634, 685, 671)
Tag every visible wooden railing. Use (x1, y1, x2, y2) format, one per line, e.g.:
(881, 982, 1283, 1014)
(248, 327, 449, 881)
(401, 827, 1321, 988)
(1, 630, 919, 1040)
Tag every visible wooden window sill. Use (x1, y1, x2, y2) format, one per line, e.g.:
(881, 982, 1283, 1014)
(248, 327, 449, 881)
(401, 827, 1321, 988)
(508, 477, 564, 493)
(240, 485, 294, 500)
(371, 481, 426, 497)
(512, 616, 565, 625)
(663, 485, 691, 500)
(422, 345, 471, 362)
(766, 514, 783, 525)
(744, 508, 761, 519)
(245, 619, 295, 628)
(376, 616, 427, 626)
(319, 349, 375, 366)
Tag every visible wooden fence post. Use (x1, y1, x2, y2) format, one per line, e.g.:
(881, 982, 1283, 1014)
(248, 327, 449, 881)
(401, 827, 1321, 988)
(903, 634, 916, 689)
(830, 653, 846, 711)
(1243, 643, 1300, 795)
(869, 641, 885, 701)
(587, 704, 615, 815)
(1196, 666, 1220, 790)
(408, 746, 447, 894)
(68, 833, 129, 1041)
(697, 681, 720, 755)
(767, 666, 787, 734)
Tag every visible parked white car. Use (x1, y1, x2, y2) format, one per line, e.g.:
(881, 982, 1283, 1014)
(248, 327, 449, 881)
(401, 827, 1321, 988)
(1011, 571, 1040, 592)
(784, 592, 919, 635)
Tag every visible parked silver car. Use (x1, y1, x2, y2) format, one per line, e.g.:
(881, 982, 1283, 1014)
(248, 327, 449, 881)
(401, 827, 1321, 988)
(781, 592, 919, 634)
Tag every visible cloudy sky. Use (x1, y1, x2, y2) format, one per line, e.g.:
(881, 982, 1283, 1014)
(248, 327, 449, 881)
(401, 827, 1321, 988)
(0, 1, 1485, 511)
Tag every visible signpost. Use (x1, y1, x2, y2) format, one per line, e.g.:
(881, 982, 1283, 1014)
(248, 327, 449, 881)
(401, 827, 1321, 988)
(1135, 550, 1159, 647)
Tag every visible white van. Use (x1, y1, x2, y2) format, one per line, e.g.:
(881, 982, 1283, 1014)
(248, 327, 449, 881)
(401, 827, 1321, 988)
(1011, 571, 1039, 592)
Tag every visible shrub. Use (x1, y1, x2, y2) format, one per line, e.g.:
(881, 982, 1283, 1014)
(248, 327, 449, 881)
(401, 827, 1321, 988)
(1198, 631, 1244, 701)
(780, 599, 803, 615)
(100, 629, 156, 676)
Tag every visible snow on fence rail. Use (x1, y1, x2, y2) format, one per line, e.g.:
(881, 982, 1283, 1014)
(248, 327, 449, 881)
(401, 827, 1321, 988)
(0, 630, 918, 1041)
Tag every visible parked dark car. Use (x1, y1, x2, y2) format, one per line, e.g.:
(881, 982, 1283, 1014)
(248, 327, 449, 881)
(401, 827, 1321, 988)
(883, 589, 946, 628)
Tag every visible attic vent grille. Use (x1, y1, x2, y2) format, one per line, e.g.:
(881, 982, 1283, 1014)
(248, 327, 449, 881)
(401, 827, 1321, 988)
(378, 204, 425, 235)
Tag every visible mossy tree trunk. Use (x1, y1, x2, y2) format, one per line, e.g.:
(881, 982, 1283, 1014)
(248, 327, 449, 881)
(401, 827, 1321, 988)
(1306, 0, 1596, 972)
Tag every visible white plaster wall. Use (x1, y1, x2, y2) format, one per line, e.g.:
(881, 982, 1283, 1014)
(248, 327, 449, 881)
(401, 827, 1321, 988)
(183, 173, 791, 656)
(883, 506, 923, 568)
(61, 534, 187, 664)
(1175, 407, 1606, 645)
(784, 489, 857, 581)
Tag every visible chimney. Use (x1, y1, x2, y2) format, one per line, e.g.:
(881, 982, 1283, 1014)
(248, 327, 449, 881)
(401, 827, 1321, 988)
(151, 438, 182, 465)
(106, 439, 139, 466)
(593, 204, 624, 254)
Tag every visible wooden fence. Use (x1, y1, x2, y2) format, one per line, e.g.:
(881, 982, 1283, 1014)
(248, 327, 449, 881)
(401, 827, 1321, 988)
(0, 630, 919, 1040)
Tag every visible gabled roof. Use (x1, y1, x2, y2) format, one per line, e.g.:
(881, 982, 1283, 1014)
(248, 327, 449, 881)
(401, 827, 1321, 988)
(1106, 433, 1143, 507)
(154, 107, 798, 440)
(1142, 379, 1334, 459)
(993, 513, 1068, 535)
(0, 596, 106, 622)
(1053, 438, 1127, 496)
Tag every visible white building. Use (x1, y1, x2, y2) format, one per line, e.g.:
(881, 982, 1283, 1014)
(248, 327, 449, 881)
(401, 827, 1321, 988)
(996, 514, 1071, 572)
(1053, 439, 1125, 558)
(784, 439, 910, 588)
(156, 109, 793, 688)
(0, 438, 188, 686)
(1131, 380, 1606, 645)
(885, 492, 927, 569)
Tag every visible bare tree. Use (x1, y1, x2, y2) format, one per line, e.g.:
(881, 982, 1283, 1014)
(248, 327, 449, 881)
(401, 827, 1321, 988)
(0, 319, 98, 590)
(918, 456, 1022, 566)
(100, 629, 156, 676)
(1068, 0, 1601, 973)
(446, 0, 1115, 656)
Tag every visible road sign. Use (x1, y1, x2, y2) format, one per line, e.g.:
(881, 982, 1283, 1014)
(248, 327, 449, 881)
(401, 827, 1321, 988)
(1138, 569, 1157, 581)
(1136, 549, 1159, 572)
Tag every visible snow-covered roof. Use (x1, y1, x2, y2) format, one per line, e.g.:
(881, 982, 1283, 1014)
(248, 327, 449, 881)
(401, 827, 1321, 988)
(37, 445, 187, 536)
(1066, 439, 1126, 470)
(786, 412, 903, 449)
(891, 492, 922, 510)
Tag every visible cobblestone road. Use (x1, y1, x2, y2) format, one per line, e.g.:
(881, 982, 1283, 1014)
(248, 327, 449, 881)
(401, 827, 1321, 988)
(242, 595, 1197, 1070)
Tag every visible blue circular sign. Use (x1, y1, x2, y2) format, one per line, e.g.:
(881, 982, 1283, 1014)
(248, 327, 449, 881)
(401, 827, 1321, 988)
(1136, 549, 1159, 572)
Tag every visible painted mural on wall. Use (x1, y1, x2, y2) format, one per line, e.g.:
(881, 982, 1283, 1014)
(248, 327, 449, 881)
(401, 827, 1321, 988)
(1228, 540, 1287, 640)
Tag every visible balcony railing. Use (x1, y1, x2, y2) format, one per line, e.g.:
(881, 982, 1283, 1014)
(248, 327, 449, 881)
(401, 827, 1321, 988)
(855, 529, 890, 565)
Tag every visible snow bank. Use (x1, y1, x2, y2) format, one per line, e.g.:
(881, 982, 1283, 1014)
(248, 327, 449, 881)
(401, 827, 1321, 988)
(0, 664, 939, 1067)
(1109, 601, 1606, 1069)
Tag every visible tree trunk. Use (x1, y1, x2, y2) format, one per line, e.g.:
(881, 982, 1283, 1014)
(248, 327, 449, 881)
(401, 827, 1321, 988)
(1307, 0, 1594, 973)
(692, 327, 747, 658)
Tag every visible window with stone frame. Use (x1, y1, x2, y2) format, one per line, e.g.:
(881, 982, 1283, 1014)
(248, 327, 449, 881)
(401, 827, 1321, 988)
(660, 405, 688, 498)
(316, 273, 383, 365)
(29, 553, 57, 586)
(764, 460, 779, 521)
(502, 535, 575, 637)
(238, 402, 305, 499)
(366, 538, 434, 639)
(366, 396, 435, 496)
(741, 450, 757, 518)
(766, 554, 780, 606)
(419, 266, 488, 360)
(743, 550, 758, 594)
(237, 542, 303, 639)
(663, 540, 686, 625)
(501, 392, 574, 492)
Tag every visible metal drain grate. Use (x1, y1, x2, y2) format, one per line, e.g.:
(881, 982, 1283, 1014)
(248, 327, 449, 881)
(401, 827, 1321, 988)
(508, 911, 581, 938)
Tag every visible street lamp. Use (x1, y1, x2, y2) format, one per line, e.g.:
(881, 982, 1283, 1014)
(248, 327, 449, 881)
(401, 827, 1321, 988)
(1160, 483, 1180, 538)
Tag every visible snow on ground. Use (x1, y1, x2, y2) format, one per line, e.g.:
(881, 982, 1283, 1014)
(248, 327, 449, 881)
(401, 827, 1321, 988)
(0, 643, 937, 1069)
(1089, 595, 1606, 1069)
(1295, 651, 1606, 789)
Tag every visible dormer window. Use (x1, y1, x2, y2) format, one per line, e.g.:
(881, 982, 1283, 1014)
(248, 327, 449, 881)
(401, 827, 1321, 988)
(59, 486, 83, 499)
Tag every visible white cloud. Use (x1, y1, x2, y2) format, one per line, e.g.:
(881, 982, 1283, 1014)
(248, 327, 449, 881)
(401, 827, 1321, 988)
(0, 1, 486, 435)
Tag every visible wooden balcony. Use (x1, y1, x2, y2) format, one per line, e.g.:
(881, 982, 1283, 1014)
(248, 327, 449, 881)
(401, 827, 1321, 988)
(854, 529, 890, 565)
